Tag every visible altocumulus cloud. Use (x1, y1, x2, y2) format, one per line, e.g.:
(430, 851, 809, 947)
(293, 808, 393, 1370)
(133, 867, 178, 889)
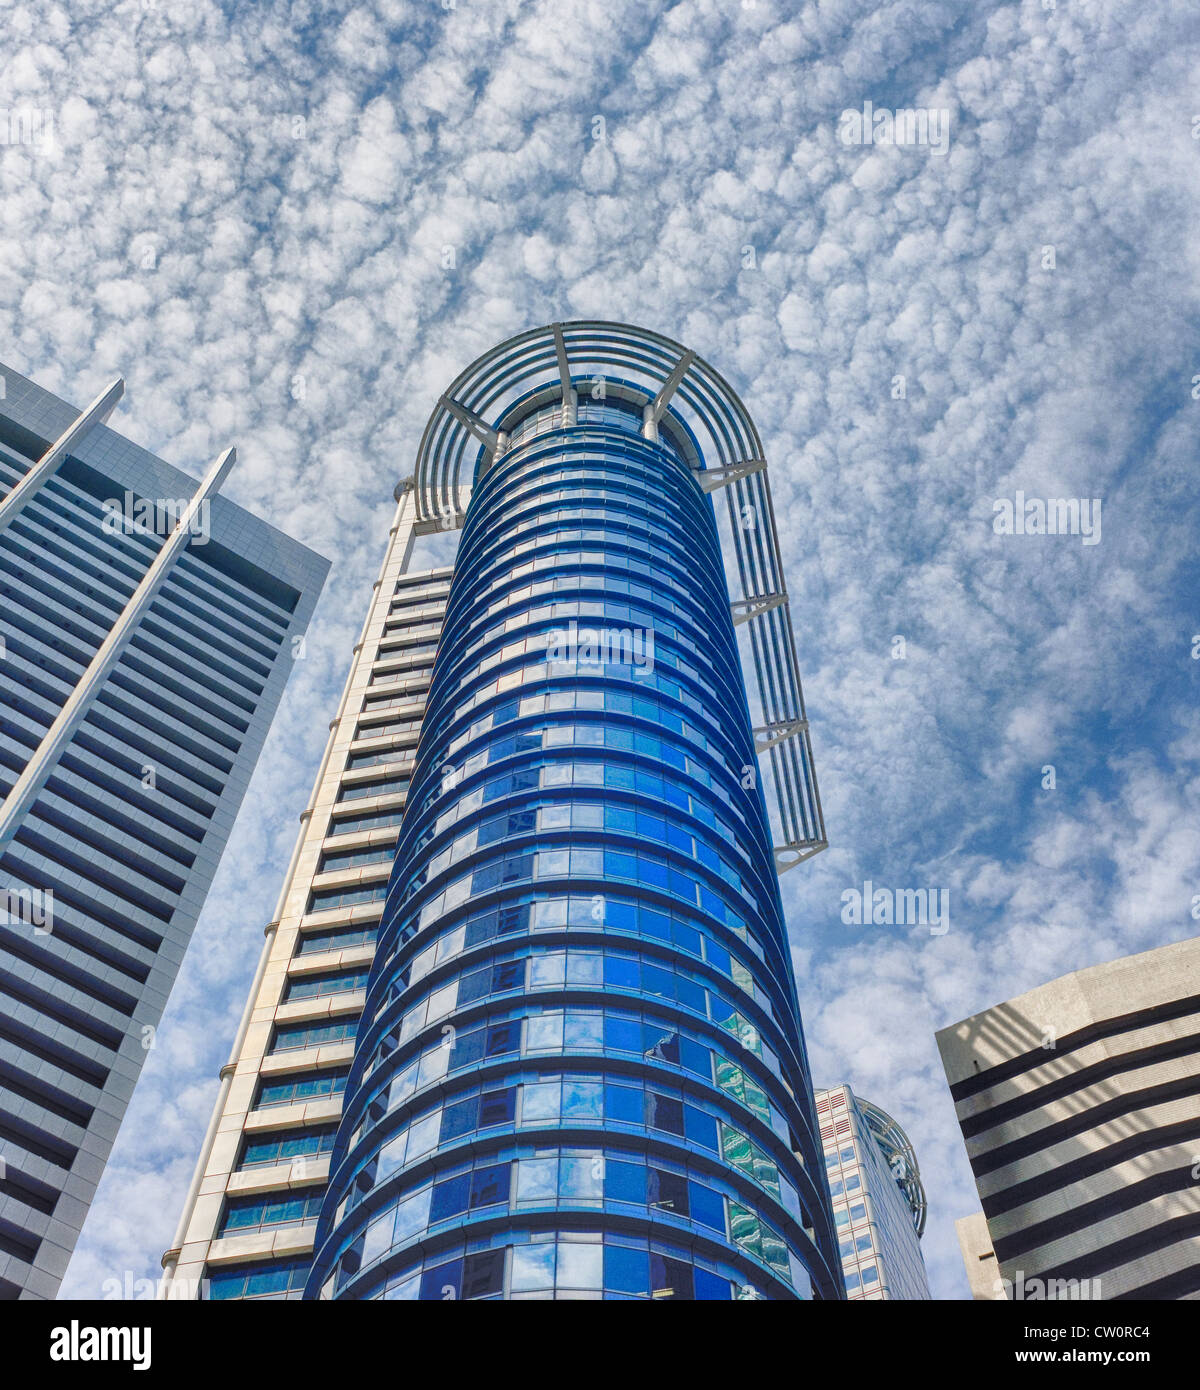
(0, 0, 1196, 1300)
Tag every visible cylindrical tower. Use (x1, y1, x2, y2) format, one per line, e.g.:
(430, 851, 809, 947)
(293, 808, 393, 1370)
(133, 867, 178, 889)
(306, 325, 839, 1300)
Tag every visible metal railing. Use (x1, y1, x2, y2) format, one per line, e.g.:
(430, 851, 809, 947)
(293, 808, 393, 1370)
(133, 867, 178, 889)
(408, 320, 827, 871)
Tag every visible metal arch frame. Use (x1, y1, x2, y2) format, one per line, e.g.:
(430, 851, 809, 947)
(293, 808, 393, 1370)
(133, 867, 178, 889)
(408, 320, 827, 871)
(859, 1098, 928, 1238)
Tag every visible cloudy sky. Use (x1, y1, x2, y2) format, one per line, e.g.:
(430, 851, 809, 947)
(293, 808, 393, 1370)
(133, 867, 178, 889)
(4, 0, 1197, 1301)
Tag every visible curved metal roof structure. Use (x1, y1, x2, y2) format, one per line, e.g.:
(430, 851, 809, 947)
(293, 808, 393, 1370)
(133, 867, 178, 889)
(860, 1098, 928, 1237)
(407, 320, 826, 871)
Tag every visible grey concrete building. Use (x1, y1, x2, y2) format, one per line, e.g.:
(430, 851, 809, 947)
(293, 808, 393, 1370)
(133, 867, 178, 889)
(0, 364, 328, 1298)
(937, 937, 1200, 1301)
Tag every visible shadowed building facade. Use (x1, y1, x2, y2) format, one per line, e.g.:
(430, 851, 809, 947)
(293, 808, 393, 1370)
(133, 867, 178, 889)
(0, 364, 327, 1298)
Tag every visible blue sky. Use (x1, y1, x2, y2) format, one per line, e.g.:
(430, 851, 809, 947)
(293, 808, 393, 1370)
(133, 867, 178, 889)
(2, 0, 1197, 1300)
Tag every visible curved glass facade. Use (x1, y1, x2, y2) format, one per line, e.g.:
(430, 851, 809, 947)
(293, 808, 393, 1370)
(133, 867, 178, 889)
(305, 396, 840, 1300)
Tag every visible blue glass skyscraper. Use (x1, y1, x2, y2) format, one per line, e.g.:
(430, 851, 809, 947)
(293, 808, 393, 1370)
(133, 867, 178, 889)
(298, 323, 837, 1301)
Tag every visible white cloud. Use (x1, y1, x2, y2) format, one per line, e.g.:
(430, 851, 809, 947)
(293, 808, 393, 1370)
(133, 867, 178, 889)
(1, 0, 1192, 1302)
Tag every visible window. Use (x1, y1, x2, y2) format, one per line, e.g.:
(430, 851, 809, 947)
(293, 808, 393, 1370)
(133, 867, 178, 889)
(646, 1092, 684, 1136)
(239, 1125, 337, 1169)
(440, 1087, 516, 1141)
(336, 776, 410, 803)
(285, 969, 369, 1002)
(220, 1191, 323, 1235)
(297, 924, 379, 955)
(648, 1167, 688, 1214)
(318, 845, 396, 873)
(345, 748, 410, 771)
(271, 1020, 356, 1053)
(328, 809, 405, 836)
(255, 1070, 348, 1109)
(429, 1162, 512, 1223)
(207, 1260, 308, 1301)
(650, 1253, 694, 1300)
(308, 883, 387, 913)
(462, 1249, 505, 1299)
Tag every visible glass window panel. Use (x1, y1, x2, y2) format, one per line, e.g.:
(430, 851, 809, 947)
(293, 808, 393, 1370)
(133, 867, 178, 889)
(530, 953, 566, 988)
(383, 1271, 420, 1300)
(562, 1079, 603, 1119)
(563, 1011, 602, 1049)
(694, 1268, 732, 1300)
(361, 1209, 394, 1267)
(559, 1155, 603, 1201)
(420, 1257, 463, 1301)
(646, 1092, 684, 1135)
(685, 1106, 719, 1150)
(479, 1088, 516, 1126)
(377, 1133, 406, 1181)
(603, 1016, 641, 1053)
(521, 1081, 561, 1122)
(650, 1254, 694, 1300)
(604, 1244, 649, 1296)
(648, 1167, 688, 1215)
(440, 1097, 478, 1140)
(392, 1186, 432, 1244)
(605, 1083, 642, 1125)
(430, 1174, 471, 1223)
(516, 1157, 558, 1203)
(566, 952, 603, 986)
(470, 1162, 511, 1209)
(485, 1022, 520, 1056)
(511, 1241, 556, 1292)
(556, 1242, 603, 1291)
(604, 956, 639, 990)
(417, 1046, 449, 1087)
(407, 1109, 441, 1157)
(462, 1249, 505, 1299)
(689, 1182, 726, 1234)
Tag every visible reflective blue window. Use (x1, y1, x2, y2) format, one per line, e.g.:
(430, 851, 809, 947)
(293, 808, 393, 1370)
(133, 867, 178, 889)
(306, 408, 836, 1301)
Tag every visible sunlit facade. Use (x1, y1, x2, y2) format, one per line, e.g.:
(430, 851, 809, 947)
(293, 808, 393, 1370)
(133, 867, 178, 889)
(938, 936, 1200, 1300)
(816, 1085, 930, 1300)
(160, 511, 448, 1302)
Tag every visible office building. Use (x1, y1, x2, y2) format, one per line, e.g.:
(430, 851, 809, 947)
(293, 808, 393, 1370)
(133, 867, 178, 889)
(160, 528, 451, 1300)
(937, 935, 1200, 1300)
(165, 321, 837, 1301)
(0, 364, 328, 1297)
(815, 1084, 930, 1299)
